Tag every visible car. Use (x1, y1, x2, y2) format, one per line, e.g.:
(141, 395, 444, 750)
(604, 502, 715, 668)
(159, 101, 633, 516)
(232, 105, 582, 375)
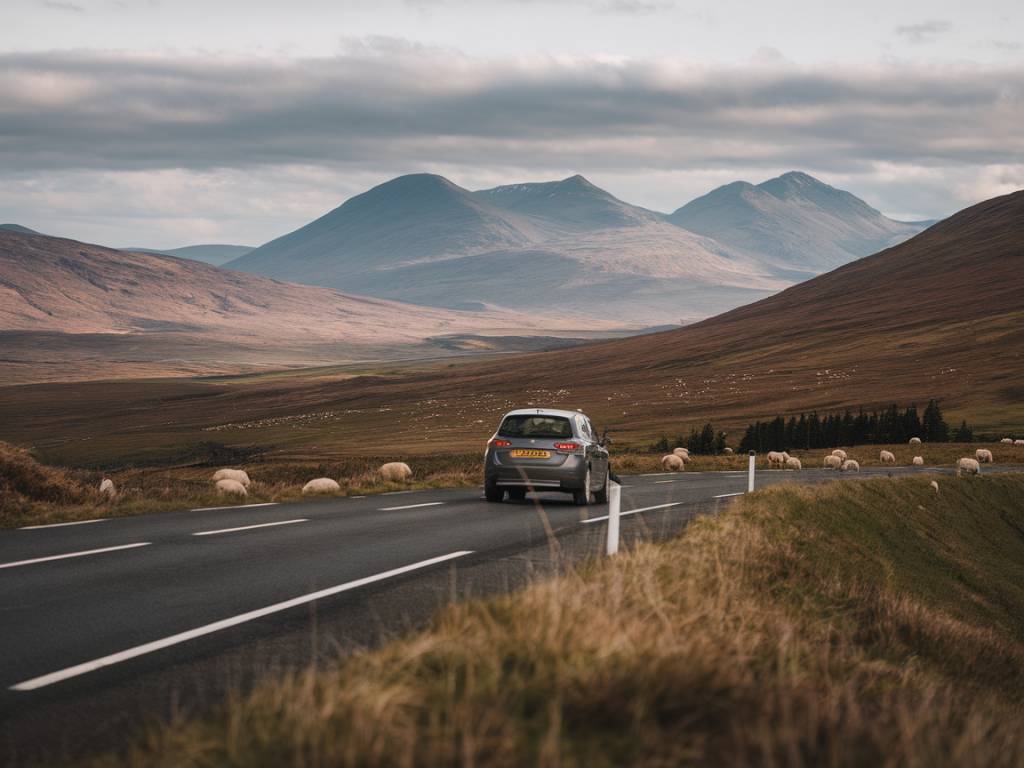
(483, 408, 610, 505)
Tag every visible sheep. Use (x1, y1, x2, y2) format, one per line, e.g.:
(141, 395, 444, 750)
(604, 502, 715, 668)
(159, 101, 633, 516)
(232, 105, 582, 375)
(956, 457, 980, 476)
(831, 449, 847, 461)
(975, 448, 993, 463)
(785, 456, 802, 470)
(99, 478, 116, 497)
(1016, 439, 1024, 446)
(930, 480, 939, 494)
(212, 468, 251, 488)
(912, 456, 924, 466)
(215, 478, 248, 497)
(379, 462, 413, 482)
(879, 450, 896, 464)
(723, 447, 733, 455)
(841, 459, 860, 472)
(823, 455, 842, 469)
(672, 447, 689, 458)
(767, 451, 787, 468)
(909, 437, 922, 445)
(302, 477, 340, 494)
(1001, 438, 1014, 444)
(661, 454, 684, 471)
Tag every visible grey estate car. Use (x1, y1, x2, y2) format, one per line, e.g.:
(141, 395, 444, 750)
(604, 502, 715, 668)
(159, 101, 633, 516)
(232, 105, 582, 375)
(484, 408, 610, 505)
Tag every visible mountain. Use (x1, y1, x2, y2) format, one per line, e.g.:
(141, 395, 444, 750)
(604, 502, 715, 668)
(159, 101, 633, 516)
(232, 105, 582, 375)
(0, 228, 600, 383)
(669, 171, 930, 276)
(227, 174, 783, 322)
(125, 244, 254, 267)
(0, 224, 42, 236)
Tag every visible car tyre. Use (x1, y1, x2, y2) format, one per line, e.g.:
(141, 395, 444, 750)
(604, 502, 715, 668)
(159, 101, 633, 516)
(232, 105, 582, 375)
(485, 481, 504, 502)
(573, 468, 592, 506)
(508, 488, 527, 501)
(593, 473, 608, 504)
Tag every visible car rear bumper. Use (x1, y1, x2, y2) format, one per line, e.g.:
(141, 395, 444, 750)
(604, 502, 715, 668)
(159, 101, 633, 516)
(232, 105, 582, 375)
(485, 454, 588, 490)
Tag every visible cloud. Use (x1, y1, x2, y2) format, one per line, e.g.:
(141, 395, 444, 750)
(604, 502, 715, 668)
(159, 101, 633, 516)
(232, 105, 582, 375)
(38, 0, 85, 11)
(894, 20, 952, 44)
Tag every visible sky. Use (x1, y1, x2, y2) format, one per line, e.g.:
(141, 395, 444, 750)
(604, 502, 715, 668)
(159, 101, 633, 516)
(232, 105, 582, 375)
(1, 0, 1021, 248)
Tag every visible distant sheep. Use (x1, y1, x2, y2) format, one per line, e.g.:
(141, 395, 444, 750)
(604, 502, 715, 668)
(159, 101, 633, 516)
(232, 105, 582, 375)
(672, 447, 689, 458)
(661, 454, 684, 471)
(912, 456, 924, 466)
(841, 460, 860, 472)
(1016, 440, 1024, 446)
(302, 477, 340, 494)
(723, 447, 733, 455)
(767, 451, 787, 468)
(975, 448, 993, 463)
(379, 462, 413, 482)
(215, 478, 248, 497)
(879, 450, 896, 464)
(212, 469, 250, 488)
(930, 480, 939, 494)
(831, 449, 847, 461)
(823, 455, 842, 469)
(99, 478, 116, 497)
(909, 437, 922, 445)
(1001, 438, 1014, 444)
(785, 456, 802, 470)
(956, 457, 981, 476)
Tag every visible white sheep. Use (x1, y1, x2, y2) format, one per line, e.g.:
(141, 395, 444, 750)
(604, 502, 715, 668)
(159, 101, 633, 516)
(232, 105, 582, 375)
(661, 454, 684, 471)
(879, 450, 896, 464)
(1001, 438, 1014, 444)
(930, 480, 939, 494)
(975, 448, 993, 463)
(302, 477, 341, 494)
(1016, 440, 1024, 446)
(956, 457, 980, 476)
(723, 447, 733, 455)
(379, 462, 413, 482)
(785, 456, 802, 470)
(912, 456, 924, 466)
(215, 478, 248, 497)
(99, 478, 116, 497)
(212, 468, 251, 488)
(823, 455, 842, 469)
(909, 437, 922, 445)
(831, 449, 847, 461)
(767, 451, 787, 468)
(672, 447, 689, 458)
(841, 459, 860, 472)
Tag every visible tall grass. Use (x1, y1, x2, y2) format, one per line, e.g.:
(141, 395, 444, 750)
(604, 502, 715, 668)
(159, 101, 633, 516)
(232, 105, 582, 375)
(100, 474, 1024, 767)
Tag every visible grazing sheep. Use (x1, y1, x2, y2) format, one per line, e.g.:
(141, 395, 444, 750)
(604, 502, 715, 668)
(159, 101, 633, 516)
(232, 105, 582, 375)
(879, 450, 896, 464)
(212, 468, 251, 488)
(930, 480, 940, 494)
(379, 462, 413, 482)
(912, 456, 924, 466)
(909, 437, 922, 445)
(956, 457, 981, 476)
(215, 478, 248, 497)
(661, 454, 684, 471)
(823, 455, 842, 469)
(975, 448, 993, 463)
(1016, 440, 1024, 446)
(785, 456, 802, 470)
(831, 449, 847, 461)
(99, 478, 116, 497)
(1001, 438, 1014, 444)
(841, 460, 860, 472)
(672, 447, 689, 458)
(767, 451, 787, 468)
(723, 447, 733, 455)
(302, 477, 340, 494)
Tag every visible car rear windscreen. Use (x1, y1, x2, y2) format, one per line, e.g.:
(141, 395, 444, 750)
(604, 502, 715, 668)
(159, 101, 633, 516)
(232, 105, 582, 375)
(498, 415, 573, 439)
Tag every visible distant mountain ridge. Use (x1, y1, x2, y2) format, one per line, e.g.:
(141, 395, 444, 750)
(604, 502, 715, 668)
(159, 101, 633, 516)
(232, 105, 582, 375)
(125, 244, 255, 267)
(0, 224, 42, 236)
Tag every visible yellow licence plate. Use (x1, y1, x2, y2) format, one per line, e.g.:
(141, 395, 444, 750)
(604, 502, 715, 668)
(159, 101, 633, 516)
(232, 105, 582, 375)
(510, 449, 551, 459)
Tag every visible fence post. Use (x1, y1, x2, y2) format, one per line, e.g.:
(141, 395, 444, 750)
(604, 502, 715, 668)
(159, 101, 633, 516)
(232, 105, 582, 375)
(748, 451, 756, 493)
(606, 481, 621, 556)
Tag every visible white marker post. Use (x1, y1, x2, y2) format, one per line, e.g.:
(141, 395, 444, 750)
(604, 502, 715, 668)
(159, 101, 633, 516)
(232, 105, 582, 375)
(606, 481, 621, 556)
(747, 451, 756, 493)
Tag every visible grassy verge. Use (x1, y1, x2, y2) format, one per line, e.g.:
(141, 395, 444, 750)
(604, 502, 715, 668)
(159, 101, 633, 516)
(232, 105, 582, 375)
(98, 474, 1024, 766)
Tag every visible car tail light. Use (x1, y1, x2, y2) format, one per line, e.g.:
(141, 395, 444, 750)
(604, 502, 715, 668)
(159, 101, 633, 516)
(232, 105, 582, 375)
(554, 442, 583, 453)
(491, 439, 512, 448)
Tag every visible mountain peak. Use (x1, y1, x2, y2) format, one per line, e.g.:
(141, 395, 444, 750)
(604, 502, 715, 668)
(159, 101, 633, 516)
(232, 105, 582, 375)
(0, 223, 42, 236)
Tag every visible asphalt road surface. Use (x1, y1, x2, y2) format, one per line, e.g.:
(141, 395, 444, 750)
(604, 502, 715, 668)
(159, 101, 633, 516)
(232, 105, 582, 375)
(1, 463, 1019, 764)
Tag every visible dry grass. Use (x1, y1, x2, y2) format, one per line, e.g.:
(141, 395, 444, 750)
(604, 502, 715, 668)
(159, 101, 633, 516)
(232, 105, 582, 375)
(99, 474, 1024, 767)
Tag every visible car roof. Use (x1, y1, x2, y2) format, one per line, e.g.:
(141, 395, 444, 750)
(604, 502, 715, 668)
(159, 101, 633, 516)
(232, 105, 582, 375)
(501, 408, 587, 420)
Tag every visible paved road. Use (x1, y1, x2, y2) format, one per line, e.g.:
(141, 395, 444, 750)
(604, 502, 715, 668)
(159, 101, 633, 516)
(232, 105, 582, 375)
(1, 463, 1019, 763)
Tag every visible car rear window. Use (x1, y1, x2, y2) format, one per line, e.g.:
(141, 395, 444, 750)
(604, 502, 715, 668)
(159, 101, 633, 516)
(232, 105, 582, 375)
(498, 415, 573, 439)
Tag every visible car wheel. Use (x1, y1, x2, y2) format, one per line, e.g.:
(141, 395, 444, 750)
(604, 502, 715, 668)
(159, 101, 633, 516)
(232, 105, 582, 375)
(508, 488, 527, 501)
(484, 481, 504, 502)
(573, 468, 592, 506)
(593, 471, 608, 504)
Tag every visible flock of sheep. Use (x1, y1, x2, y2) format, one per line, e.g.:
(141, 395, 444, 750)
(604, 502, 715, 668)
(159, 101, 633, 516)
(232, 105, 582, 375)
(659, 436, 1008, 478)
(209, 462, 414, 498)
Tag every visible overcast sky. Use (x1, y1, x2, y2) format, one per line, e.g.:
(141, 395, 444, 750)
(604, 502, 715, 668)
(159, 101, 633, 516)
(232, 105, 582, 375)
(1, 0, 1021, 247)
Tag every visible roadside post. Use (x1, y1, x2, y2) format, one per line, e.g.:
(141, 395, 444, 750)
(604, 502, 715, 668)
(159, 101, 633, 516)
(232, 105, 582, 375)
(748, 451, 756, 493)
(606, 481, 621, 555)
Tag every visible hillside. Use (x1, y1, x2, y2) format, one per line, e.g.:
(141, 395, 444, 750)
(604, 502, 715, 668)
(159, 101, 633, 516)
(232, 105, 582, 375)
(670, 171, 930, 275)
(125, 244, 254, 266)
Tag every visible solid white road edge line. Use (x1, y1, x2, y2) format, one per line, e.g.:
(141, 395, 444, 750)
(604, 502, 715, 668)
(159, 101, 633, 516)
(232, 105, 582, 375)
(192, 519, 308, 536)
(582, 501, 686, 525)
(713, 492, 745, 499)
(190, 502, 280, 512)
(654, 480, 677, 484)
(19, 519, 108, 530)
(10, 550, 475, 692)
(0, 542, 151, 570)
(379, 502, 445, 511)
